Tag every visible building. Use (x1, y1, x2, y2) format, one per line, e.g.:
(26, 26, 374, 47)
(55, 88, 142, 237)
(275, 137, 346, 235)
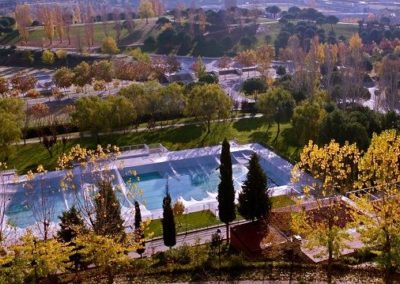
(224, 0, 236, 9)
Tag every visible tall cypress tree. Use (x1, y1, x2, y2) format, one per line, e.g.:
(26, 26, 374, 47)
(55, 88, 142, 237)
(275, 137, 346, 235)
(134, 201, 146, 256)
(238, 153, 272, 222)
(162, 190, 176, 249)
(217, 138, 236, 241)
(94, 180, 126, 241)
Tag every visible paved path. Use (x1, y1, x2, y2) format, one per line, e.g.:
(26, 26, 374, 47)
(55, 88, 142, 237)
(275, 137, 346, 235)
(129, 220, 249, 258)
(18, 114, 263, 145)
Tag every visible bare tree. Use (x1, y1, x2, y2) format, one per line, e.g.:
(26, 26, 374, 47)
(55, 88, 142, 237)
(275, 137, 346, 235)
(37, 5, 55, 45)
(101, 4, 110, 37)
(54, 4, 65, 43)
(58, 145, 123, 230)
(15, 4, 32, 44)
(0, 163, 17, 245)
(83, 4, 95, 49)
(25, 166, 55, 241)
(113, 8, 123, 44)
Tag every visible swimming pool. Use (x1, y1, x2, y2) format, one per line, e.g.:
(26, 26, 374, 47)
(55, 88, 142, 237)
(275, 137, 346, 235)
(3, 145, 293, 230)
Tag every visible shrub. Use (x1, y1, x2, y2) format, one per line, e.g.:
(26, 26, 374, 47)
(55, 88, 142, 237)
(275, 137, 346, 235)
(26, 89, 40, 98)
(241, 78, 267, 95)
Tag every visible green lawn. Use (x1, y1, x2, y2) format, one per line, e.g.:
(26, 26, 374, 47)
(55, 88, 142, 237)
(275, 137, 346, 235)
(271, 195, 296, 208)
(255, 21, 358, 47)
(24, 18, 159, 48)
(146, 195, 295, 238)
(8, 117, 299, 174)
(146, 210, 221, 238)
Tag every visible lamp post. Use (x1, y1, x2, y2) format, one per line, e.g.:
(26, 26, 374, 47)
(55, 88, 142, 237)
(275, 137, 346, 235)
(216, 228, 222, 279)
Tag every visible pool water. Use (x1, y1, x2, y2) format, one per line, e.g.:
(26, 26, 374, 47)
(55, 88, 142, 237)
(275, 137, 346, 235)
(122, 160, 279, 211)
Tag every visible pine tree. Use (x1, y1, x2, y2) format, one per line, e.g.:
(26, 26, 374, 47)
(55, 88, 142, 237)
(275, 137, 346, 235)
(134, 201, 145, 256)
(58, 206, 84, 242)
(162, 191, 176, 248)
(217, 138, 236, 241)
(94, 180, 126, 241)
(57, 206, 85, 271)
(238, 153, 271, 221)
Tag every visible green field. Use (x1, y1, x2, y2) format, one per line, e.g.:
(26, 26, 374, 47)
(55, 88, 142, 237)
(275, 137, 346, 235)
(8, 117, 299, 174)
(146, 195, 296, 238)
(146, 210, 221, 238)
(256, 21, 358, 47)
(24, 18, 159, 48)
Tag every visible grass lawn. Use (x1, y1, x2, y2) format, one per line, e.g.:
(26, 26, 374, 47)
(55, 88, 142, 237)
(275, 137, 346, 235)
(146, 195, 295, 238)
(8, 116, 300, 174)
(24, 18, 159, 48)
(146, 210, 220, 238)
(271, 195, 296, 209)
(256, 22, 358, 47)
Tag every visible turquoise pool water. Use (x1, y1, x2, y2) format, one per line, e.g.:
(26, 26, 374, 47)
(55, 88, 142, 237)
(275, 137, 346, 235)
(122, 159, 280, 211)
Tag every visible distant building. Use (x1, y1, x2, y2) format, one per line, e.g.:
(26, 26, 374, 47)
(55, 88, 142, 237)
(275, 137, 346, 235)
(224, 0, 236, 9)
(162, 71, 196, 84)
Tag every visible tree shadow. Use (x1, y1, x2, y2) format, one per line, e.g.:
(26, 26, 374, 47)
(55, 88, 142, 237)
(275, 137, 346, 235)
(249, 130, 271, 143)
(119, 30, 143, 45)
(281, 127, 300, 147)
(232, 116, 265, 132)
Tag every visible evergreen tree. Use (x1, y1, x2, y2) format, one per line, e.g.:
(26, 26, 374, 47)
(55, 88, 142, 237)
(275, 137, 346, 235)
(162, 190, 176, 248)
(238, 153, 272, 221)
(217, 138, 236, 241)
(58, 206, 84, 242)
(94, 180, 126, 241)
(57, 206, 85, 271)
(134, 201, 146, 256)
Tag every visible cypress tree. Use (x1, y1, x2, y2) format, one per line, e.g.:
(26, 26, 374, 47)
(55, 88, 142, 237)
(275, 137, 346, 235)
(134, 201, 146, 256)
(217, 138, 236, 241)
(94, 180, 126, 241)
(238, 153, 272, 222)
(162, 191, 176, 248)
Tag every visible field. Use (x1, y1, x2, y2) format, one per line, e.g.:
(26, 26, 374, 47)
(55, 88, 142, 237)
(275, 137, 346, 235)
(255, 21, 358, 47)
(15, 18, 358, 54)
(23, 18, 159, 49)
(8, 117, 299, 174)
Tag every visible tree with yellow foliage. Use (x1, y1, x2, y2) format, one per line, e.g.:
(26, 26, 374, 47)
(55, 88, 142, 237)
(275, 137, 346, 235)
(350, 130, 400, 283)
(42, 49, 55, 65)
(1, 230, 72, 283)
(139, 0, 155, 24)
(256, 44, 274, 81)
(15, 4, 32, 44)
(75, 232, 136, 284)
(37, 5, 55, 45)
(291, 140, 360, 280)
(101, 36, 120, 54)
(236, 49, 257, 77)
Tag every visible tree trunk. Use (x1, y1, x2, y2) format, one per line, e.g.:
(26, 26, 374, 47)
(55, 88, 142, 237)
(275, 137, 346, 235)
(226, 223, 230, 242)
(107, 266, 114, 284)
(327, 246, 333, 283)
(384, 230, 393, 284)
(274, 120, 280, 142)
